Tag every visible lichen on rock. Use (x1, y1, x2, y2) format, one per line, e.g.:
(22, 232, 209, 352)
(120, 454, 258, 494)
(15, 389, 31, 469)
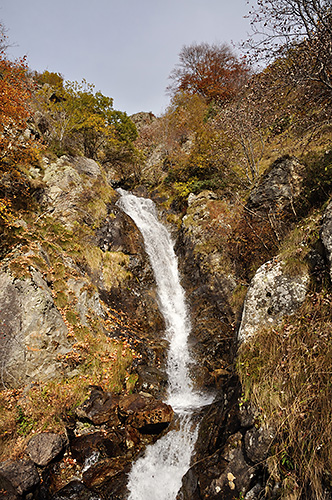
(238, 258, 309, 342)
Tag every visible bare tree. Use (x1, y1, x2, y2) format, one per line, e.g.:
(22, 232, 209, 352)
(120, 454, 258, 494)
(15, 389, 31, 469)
(0, 23, 10, 54)
(245, 0, 332, 92)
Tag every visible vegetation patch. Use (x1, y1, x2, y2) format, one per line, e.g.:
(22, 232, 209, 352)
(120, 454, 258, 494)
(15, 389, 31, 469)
(237, 291, 332, 499)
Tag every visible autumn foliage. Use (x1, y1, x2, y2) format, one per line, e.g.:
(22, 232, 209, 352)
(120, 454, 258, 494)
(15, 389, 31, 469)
(167, 42, 249, 104)
(0, 28, 40, 225)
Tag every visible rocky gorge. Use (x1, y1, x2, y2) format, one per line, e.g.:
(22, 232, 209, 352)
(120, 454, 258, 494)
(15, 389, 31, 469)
(1, 142, 332, 500)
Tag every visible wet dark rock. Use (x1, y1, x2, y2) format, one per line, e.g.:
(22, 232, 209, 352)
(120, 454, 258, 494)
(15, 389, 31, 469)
(220, 432, 255, 494)
(70, 431, 124, 464)
(27, 432, 66, 467)
(51, 480, 101, 500)
(82, 456, 130, 489)
(193, 399, 228, 462)
(179, 433, 258, 500)
(320, 199, 332, 279)
(75, 387, 120, 426)
(0, 459, 40, 497)
(175, 192, 236, 389)
(118, 393, 174, 434)
(90, 464, 131, 500)
(177, 449, 229, 500)
(194, 377, 241, 462)
(136, 364, 168, 398)
(96, 208, 165, 339)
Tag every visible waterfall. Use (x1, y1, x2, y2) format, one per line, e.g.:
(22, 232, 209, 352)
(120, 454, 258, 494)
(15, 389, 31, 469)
(117, 189, 213, 500)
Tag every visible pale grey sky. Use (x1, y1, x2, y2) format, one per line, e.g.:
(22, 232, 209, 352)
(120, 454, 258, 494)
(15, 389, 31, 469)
(1, 0, 254, 116)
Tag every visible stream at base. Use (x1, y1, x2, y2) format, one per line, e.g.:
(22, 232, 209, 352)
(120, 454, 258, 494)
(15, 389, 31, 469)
(117, 189, 213, 500)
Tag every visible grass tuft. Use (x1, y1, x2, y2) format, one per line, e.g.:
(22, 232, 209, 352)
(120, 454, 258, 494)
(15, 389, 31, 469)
(237, 291, 332, 499)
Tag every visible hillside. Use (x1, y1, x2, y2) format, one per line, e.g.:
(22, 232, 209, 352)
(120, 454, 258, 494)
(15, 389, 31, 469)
(1, 5, 332, 499)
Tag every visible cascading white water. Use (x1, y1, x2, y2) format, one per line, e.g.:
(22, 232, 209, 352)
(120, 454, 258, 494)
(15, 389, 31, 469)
(117, 189, 213, 500)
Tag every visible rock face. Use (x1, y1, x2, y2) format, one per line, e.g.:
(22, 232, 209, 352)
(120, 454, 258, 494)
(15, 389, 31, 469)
(0, 267, 70, 387)
(320, 199, 332, 279)
(238, 258, 309, 342)
(41, 155, 105, 227)
(130, 112, 156, 132)
(246, 155, 305, 217)
(176, 191, 236, 387)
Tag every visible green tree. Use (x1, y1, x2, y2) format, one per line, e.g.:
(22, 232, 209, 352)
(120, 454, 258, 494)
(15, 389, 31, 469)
(36, 79, 137, 160)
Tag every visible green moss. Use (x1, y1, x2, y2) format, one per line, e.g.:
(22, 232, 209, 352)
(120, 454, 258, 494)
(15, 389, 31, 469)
(54, 291, 68, 308)
(66, 310, 79, 325)
(102, 251, 131, 289)
(126, 373, 138, 393)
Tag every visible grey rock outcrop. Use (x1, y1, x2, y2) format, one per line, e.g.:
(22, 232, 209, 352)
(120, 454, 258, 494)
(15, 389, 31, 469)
(40, 155, 108, 228)
(130, 112, 156, 132)
(246, 155, 305, 217)
(238, 258, 309, 342)
(0, 267, 70, 387)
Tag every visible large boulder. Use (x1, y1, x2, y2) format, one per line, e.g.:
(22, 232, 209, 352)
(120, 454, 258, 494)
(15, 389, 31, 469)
(27, 432, 66, 467)
(246, 155, 305, 217)
(0, 267, 70, 387)
(75, 387, 120, 426)
(0, 459, 40, 498)
(238, 258, 309, 342)
(118, 393, 174, 433)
